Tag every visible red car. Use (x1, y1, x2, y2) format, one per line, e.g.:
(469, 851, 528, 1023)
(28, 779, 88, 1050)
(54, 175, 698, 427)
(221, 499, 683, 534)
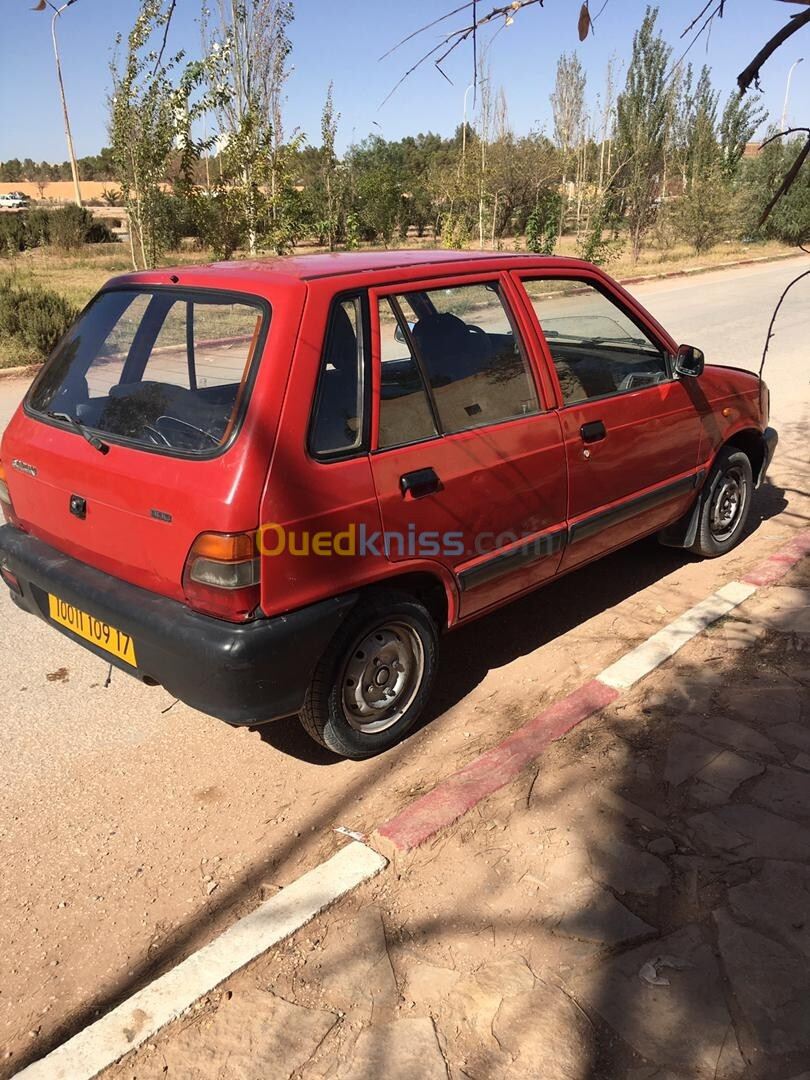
(0, 252, 776, 758)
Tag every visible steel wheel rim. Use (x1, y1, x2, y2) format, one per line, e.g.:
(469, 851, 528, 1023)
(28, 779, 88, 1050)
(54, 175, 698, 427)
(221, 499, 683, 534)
(709, 464, 747, 542)
(341, 621, 425, 734)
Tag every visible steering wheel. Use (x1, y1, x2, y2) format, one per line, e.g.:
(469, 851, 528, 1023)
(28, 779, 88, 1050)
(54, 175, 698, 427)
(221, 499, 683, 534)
(617, 371, 659, 392)
(154, 414, 220, 446)
(143, 425, 172, 447)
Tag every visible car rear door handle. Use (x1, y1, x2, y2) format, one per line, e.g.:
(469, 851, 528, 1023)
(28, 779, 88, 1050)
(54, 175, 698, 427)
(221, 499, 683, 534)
(580, 420, 607, 443)
(400, 467, 441, 499)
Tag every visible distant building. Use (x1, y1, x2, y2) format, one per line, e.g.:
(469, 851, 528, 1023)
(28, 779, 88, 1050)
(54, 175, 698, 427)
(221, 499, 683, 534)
(743, 142, 762, 159)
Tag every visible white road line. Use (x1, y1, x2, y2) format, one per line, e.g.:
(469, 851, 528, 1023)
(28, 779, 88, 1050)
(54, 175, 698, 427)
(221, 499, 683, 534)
(598, 580, 758, 691)
(14, 841, 387, 1080)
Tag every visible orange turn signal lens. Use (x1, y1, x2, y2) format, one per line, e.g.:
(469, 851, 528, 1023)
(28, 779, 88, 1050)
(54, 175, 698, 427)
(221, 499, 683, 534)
(188, 531, 257, 562)
(0, 461, 15, 523)
(182, 530, 261, 622)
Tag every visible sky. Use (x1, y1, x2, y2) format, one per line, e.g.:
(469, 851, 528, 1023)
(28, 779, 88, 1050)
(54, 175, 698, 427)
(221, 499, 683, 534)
(0, 0, 807, 163)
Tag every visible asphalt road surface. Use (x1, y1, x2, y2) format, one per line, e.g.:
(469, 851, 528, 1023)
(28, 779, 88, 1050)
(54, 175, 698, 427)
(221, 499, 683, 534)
(1, 255, 808, 1073)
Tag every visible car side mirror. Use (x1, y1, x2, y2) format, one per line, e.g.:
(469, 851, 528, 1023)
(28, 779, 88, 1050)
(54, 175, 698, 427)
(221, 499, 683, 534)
(393, 321, 415, 345)
(674, 344, 705, 378)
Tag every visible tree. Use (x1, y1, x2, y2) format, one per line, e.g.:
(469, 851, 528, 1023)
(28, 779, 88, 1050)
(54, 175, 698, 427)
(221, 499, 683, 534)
(745, 134, 810, 246)
(674, 64, 736, 254)
(526, 190, 561, 254)
(110, 1, 203, 269)
(551, 52, 586, 229)
(320, 82, 340, 251)
(346, 136, 404, 247)
(202, 0, 295, 254)
(720, 92, 767, 181)
(614, 6, 673, 262)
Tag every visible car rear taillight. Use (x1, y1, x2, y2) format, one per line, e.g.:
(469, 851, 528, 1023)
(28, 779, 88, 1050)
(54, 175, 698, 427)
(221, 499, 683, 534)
(182, 531, 261, 622)
(760, 380, 770, 427)
(0, 462, 18, 526)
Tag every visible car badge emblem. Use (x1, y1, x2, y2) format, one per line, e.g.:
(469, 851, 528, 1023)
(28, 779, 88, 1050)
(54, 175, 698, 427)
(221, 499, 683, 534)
(12, 459, 37, 478)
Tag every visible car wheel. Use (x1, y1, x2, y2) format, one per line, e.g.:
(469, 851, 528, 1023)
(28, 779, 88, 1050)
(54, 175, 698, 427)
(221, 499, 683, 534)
(689, 448, 753, 558)
(299, 589, 439, 759)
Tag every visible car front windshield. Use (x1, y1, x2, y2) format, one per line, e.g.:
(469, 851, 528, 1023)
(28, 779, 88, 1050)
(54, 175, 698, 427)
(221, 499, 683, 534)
(28, 287, 268, 455)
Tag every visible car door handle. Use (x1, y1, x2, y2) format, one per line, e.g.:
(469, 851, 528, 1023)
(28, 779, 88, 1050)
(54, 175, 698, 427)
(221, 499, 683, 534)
(580, 420, 607, 443)
(400, 467, 441, 499)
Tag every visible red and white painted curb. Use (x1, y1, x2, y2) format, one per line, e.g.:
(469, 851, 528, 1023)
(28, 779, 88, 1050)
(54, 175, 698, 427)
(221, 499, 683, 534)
(375, 528, 810, 854)
(14, 527, 810, 1080)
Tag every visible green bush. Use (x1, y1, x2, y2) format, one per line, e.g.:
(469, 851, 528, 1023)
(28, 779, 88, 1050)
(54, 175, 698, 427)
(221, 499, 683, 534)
(526, 191, 561, 255)
(0, 215, 27, 256)
(48, 205, 93, 250)
(25, 207, 52, 248)
(0, 205, 115, 257)
(0, 279, 79, 361)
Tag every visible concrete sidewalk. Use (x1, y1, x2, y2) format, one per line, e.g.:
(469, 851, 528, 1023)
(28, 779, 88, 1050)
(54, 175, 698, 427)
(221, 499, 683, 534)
(95, 554, 810, 1080)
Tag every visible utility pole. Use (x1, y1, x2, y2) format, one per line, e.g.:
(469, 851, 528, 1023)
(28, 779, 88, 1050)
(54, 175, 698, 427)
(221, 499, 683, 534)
(781, 57, 804, 132)
(45, 0, 83, 206)
(461, 83, 474, 174)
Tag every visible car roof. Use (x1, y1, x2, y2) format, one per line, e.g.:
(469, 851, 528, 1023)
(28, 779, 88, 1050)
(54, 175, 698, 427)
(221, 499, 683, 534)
(112, 250, 595, 290)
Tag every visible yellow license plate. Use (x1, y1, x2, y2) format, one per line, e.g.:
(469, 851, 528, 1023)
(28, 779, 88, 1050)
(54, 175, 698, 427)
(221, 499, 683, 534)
(48, 594, 137, 667)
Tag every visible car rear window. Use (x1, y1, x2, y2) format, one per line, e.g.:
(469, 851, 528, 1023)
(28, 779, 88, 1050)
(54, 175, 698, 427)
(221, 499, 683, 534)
(28, 287, 268, 456)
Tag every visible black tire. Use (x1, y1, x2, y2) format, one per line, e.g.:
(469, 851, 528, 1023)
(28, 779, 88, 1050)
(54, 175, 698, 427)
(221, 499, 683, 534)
(298, 589, 439, 759)
(689, 447, 753, 558)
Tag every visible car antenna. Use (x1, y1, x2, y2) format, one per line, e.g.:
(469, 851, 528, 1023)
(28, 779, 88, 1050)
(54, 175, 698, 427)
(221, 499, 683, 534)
(759, 249, 810, 381)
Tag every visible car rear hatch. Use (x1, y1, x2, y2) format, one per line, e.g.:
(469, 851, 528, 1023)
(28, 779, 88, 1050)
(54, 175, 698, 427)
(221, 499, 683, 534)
(1, 281, 282, 605)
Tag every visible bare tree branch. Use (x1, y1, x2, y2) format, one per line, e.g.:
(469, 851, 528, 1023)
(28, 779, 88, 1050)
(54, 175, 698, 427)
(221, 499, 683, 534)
(378, 2, 472, 62)
(379, 0, 546, 104)
(759, 263, 810, 378)
(757, 129, 810, 226)
(152, 0, 177, 76)
(738, 5, 810, 93)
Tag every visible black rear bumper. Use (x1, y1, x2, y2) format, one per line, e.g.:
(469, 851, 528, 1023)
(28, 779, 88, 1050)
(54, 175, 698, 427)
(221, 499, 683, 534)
(0, 525, 357, 725)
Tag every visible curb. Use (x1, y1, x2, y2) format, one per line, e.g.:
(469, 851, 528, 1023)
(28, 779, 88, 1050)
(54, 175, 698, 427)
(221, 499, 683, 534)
(13, 528, 810, 1079)
(13, 842, 387, 1080)
(616, 249, 805, 289)
(0, 363, 41, 382)
(372, 527, 810, 855)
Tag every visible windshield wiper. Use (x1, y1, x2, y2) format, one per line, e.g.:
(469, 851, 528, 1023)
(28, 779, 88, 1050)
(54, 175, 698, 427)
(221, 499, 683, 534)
(47, 411, 110, 455)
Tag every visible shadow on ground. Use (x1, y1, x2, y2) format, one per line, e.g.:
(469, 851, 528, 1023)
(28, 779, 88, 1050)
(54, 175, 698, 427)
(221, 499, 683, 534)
(102, 548, 810, 1078)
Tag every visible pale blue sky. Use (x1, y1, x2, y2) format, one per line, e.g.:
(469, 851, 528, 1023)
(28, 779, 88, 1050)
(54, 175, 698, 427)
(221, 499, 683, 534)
(0, 0, 806, 162)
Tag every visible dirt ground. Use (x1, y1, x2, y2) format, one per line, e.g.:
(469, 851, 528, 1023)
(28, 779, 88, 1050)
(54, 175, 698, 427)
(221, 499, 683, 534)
(101, 559, 810, 1080)
(1, 258, 808, 1078)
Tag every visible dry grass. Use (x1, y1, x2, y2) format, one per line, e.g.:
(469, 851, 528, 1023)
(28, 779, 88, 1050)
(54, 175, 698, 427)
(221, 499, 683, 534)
(0, 234, 797, 370)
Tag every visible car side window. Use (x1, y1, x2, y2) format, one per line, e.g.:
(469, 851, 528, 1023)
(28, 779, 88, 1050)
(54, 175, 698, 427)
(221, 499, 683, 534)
(521, 278, 669, 406)
(381, 281, 538, 441)
(377, 297, 439, 450)
(309, 296, 366, 458)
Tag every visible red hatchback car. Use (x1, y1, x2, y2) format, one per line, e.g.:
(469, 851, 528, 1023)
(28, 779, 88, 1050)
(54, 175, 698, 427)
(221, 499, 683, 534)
(0, 252, 776, 758)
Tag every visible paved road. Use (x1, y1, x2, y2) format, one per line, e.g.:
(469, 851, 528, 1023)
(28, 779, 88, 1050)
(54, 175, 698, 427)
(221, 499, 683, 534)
(1, 256, 808, 1073)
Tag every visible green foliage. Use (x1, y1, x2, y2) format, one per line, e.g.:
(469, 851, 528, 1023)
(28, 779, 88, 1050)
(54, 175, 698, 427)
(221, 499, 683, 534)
(0, 279, 79, 360)
(720, 93, 767, 181)
(576, 198, 625, 264)
(0, 206, 113, 256)
(615, 7, 673, 261)
(110, 0, 210, 268)
(48, 205, 108, 250)
(675, 64, 734, 254)
(346, 136, 406, 247)
(744, 135, 810, 246)
(439, 212, 471, 249)
(194, 192, 245, 260)
(675, 173, 735, 253)
(0, 216, 27, 257)
(526, 191, 561, 254)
